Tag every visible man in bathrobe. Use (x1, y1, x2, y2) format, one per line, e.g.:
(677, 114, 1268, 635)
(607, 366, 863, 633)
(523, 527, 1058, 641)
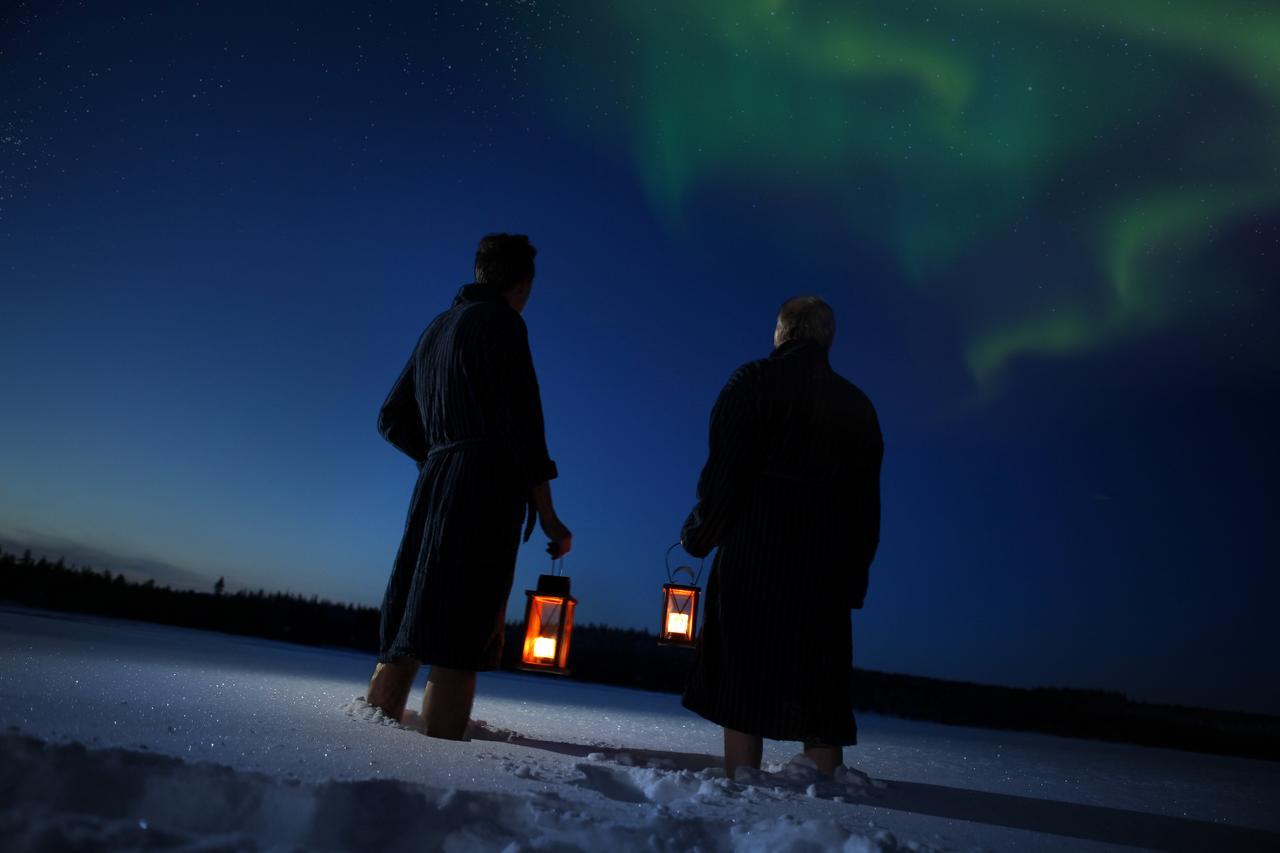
(681, 296, 883, 777)
(367, 233, 572, 739)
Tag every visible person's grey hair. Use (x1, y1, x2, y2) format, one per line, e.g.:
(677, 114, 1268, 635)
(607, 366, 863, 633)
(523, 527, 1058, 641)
(774, 296, 836, 350)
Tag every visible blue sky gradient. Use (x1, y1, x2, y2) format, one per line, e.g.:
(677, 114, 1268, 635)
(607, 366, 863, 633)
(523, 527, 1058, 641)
(1, 1, 1277, 713)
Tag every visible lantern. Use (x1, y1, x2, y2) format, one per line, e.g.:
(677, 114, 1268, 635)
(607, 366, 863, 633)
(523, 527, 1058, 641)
(658, 544, 703, 647)
(519, 571, 576, 675)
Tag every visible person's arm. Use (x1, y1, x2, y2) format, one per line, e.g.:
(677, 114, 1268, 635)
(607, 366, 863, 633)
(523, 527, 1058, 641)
(377, 353, 429, 464)
(504, 314, 570, 555)
(531, 480, 572, 557)
(680, 365, 760, 558)
(847, 404, 884, 609)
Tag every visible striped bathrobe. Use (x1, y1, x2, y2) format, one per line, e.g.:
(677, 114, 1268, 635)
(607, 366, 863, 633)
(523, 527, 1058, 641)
(376, 283, 557, 671)
(681, 339, 882, 745)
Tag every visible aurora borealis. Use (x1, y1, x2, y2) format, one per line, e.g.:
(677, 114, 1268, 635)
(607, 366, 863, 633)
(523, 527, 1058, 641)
(534, 0, 1279, 389)
(1, 1, 1276, 713)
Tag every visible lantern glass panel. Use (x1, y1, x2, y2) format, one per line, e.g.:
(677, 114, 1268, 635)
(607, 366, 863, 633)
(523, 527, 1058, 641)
(666, 611, 690, 635)
(556, 599, 575, 668)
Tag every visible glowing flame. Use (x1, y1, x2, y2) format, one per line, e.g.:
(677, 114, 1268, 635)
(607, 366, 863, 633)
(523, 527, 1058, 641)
(665, 612, 690, 636)
(532, 636, 557, 660)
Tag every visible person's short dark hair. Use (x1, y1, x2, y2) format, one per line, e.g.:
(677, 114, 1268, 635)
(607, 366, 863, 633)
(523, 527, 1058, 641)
(775, 296, 836, 350)
(474, 233, 536, 290)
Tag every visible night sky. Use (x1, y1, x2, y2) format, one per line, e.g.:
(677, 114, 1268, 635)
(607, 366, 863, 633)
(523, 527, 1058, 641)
(2, 1, 1277, 714)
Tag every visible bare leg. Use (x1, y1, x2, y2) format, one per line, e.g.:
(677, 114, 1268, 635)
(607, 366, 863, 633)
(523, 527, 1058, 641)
(367, 659, 420, 721)
(724, 727, 764, 778)
(422, 665, 477, 740)
(803, 743, 843, 776)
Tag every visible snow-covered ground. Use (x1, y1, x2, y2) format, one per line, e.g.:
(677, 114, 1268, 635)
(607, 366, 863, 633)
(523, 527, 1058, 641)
(0, 607, 1277, 852)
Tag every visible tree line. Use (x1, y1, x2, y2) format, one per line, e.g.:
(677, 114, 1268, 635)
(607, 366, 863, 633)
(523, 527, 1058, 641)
(1, 546, 1275, 761)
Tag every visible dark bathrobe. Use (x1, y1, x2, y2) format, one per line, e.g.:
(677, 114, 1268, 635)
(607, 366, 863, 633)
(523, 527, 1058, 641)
(376, 283, 557, 670)
(681, 339, 882, 745)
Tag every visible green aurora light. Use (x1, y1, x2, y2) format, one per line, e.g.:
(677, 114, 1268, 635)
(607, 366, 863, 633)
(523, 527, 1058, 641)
(532, 0, 1279, 389)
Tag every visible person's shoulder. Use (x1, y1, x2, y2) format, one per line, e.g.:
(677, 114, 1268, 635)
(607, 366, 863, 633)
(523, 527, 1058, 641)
(725, 355, 771, 391)
(833, 373, 882, 450)
(831, 370, 878, 415)
(457, 299, 526, 333)
(417, 306, 453, 346)
(417, 298, 515, 354)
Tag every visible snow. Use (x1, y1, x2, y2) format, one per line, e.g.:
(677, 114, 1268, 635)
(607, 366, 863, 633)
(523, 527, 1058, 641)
(1, 606, 1278, 852)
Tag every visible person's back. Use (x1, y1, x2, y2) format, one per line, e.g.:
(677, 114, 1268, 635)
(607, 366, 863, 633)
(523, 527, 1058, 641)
(740, 341, 881, 606)
(409, 291, 551, 488)
(681, 295, 882, 776)
(416, 298, 514, 447)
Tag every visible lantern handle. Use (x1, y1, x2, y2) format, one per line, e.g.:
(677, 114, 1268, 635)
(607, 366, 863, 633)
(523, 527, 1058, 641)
(669, 565, 698, 585)
(549, 555, 567, 577)
(665, 542, 706, 586)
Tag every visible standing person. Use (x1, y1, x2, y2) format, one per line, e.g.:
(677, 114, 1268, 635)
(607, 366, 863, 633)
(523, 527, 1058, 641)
(680, 296, 882, 777)
(367, 233, 572, 740)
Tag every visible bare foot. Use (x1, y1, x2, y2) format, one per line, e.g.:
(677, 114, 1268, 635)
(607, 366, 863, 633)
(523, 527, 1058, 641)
(400, 710, 474, 738)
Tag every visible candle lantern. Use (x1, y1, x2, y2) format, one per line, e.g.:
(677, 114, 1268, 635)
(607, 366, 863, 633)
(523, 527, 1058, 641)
(658, 543, 704, 647)
(518, 568, 576, 675)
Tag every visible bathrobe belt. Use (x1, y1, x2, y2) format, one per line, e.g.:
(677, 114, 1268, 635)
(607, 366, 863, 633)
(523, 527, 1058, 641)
(425, 438, 539, 543)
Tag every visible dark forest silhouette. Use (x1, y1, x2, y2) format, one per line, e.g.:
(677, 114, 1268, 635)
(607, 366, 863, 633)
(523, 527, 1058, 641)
(2, 546, 1276, 761)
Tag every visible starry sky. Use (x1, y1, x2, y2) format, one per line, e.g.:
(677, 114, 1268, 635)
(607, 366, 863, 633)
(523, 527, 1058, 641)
(2, 1, 1277, 714)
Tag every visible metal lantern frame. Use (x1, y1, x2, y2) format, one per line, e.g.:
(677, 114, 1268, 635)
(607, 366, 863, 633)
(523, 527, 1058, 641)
(518, 558, 576, 675)
(658, 543, 705, 648)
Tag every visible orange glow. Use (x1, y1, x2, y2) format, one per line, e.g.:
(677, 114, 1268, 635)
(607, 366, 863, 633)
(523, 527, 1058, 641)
(665, 612, 690, 635)
(532, 636, 557, 660)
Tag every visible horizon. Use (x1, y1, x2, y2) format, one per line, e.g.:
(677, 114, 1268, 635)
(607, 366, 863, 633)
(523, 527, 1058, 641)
(2, 1, 1277, 716)
(2, 539, 1276, 720)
